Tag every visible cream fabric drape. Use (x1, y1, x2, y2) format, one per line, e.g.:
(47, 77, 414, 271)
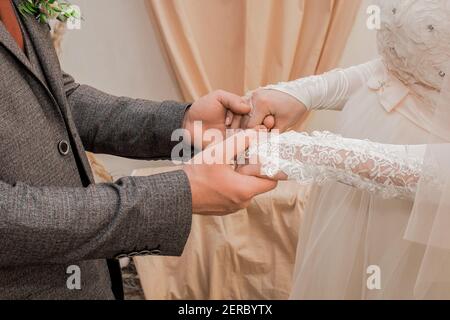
(135, 0, 361, 300)
(147, 0, 361, 101)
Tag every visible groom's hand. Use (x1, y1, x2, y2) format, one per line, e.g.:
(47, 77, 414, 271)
(183, 130, 277, 215)
(183, 164, 277, 215)
(183, 90, 251, 149)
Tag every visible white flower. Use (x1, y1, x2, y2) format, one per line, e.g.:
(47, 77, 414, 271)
(377, 0, 450, 91)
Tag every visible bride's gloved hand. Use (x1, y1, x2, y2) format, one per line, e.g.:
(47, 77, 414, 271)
(243, 90, 308, 131)
(227, 60, 383, 132)
(225, 90, 307, 132)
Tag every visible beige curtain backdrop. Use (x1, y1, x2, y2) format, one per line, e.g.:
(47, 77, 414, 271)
(133, 0, 361, 300)
(146, 0, 361, 101)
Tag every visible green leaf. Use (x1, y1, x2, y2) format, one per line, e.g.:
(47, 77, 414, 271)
(18, 0, 81, 24)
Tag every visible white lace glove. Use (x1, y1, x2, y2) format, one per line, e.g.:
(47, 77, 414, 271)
(247, 131, 426, 200)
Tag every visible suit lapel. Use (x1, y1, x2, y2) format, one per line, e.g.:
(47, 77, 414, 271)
(4, 1, 95, 184)
(1, 0, 64, 107)
(14, 2, 68, 112)
(0, 15, 42, 82)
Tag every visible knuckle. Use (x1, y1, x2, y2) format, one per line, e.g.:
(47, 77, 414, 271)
(237, 200, 251, 210)
(243, 192, 253, 202)
(230, 191, 248, 207)
(255, 94, 270, 107)
(238, 189, 253, 203)
(241, 201, 251, 209)
(230, 195, 242, 206)
(215, 89, 225, 97)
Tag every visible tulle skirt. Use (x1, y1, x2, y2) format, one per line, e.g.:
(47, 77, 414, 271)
(290, 86, 450, 299)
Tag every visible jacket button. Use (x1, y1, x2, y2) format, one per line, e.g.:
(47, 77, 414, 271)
(150, 249, 162, 256)
(115, 253, 128, 260)
(128, 252, 139, 258)
(58, 140, 70, 156)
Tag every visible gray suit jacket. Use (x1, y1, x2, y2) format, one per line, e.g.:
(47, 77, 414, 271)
(0, 0, 192, 300)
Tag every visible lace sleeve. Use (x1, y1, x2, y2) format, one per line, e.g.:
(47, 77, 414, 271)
(248, 131, 426, 200)
(259, 59, 383, 111)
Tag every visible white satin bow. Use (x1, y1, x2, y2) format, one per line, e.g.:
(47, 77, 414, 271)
(367, 71, 410, 113)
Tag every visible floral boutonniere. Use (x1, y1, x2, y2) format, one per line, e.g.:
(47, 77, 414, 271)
(19, 0, 81, 24)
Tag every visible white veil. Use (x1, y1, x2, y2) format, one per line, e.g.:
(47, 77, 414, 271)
(405, 74, 450, 299)
(286, 0, 450, 300)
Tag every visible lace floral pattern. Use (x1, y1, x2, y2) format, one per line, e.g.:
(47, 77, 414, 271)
(248, 131, 424, 200)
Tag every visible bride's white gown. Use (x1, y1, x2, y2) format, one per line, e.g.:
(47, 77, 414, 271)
(251, 0, 450, 299)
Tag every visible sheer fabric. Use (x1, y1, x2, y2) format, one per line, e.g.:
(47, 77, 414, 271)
(249, 131, 425, 200)
(247, 0, 450, 299)
(403, 75, 450, 298)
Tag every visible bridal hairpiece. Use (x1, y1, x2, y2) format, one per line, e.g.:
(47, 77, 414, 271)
(19, 0, 80, 24)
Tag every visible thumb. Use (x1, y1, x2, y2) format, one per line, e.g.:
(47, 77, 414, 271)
(237, 164, 265, 178)
(238, 164, 288, 181)
(240, 175, 278, 196)
(245, 100, 271, 129)
(190, 130, 258, 165)
(217, 91, 252, 115)
(221, 130, 259, 164)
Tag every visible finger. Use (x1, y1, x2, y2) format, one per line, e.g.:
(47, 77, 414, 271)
(217, 91, 251, 115)
(222, 130, 258, 162)
(242, 117, 272, 131)
(240, 115, 251, 129)
(263, 115, 276, 130)
(254, 125, 268, 131)
(196, 130, 259, 165)
(238, 165, 288, 181)
(245, 102, 270, 129)
(237, 164, 265, 178)
(241, 175, 278, 196)
(230, 115, 242, 130)
(225, 110, 234, 127)
(191, 127, 271, 165)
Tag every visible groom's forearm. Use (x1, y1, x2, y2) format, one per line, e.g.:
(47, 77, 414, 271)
(63, 72, 190, 159)
(0, 171, 192, 267)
